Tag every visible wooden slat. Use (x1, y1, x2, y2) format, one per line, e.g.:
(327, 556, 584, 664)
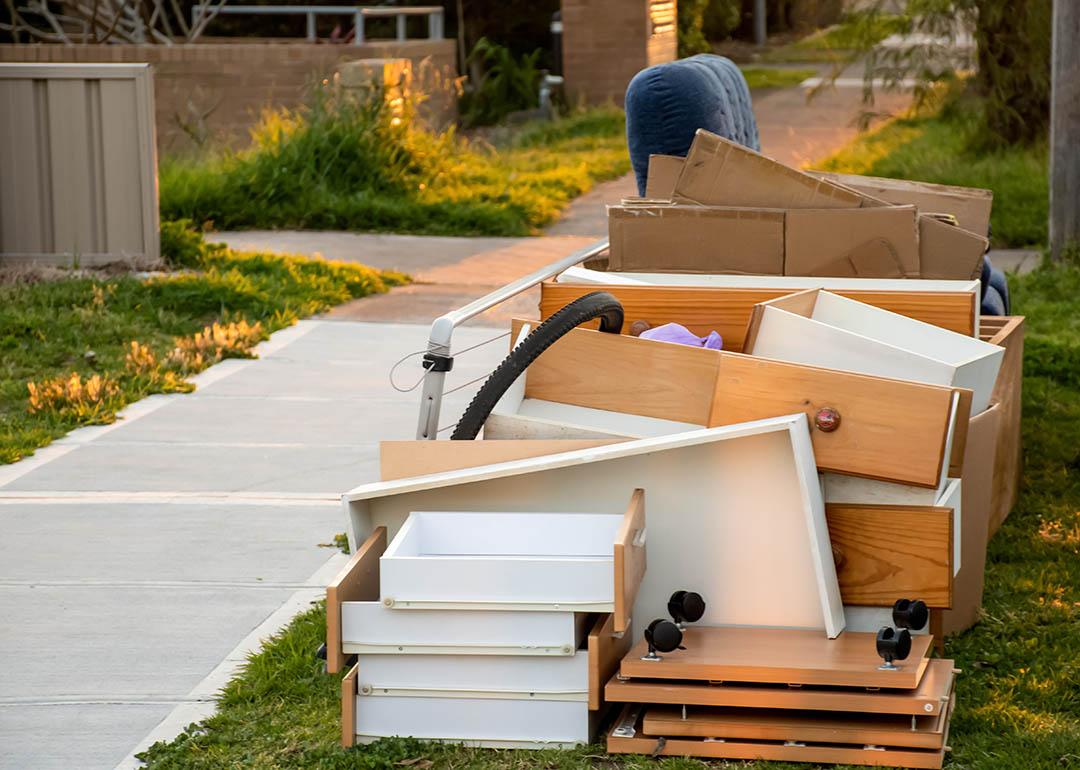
(588, 613, 633, 711)
(643, 697, 950, 749)
(540, 283, 977, 351)
(325, 528, 386, 674)
(983, 316, 1025, 535)
(606, 658, 957, 716)
(511, 318, 721, 425)
(827, 503, 953, 608)
(341, 663, 358, 748)
(948, 389, 973, 478)
(619, 626, 932, 689)
(608, 705, 947, 768)
(378, 439, 621, 480)
(613, 488, 647, 634)
(712, 352, 958, 487)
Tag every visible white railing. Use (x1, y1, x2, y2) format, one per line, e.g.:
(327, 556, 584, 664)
(195, 5, 444, 45)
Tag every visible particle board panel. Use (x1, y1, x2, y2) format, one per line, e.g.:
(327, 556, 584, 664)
(607, 705, 948, 768)
(605, 658, 957, 716)
(827, 503, 953, 608)
(378, 439, 622, 480)
(620, 627, 932, 689)
(325, 527, 386, 674)
(588, 613, 632, 711)
(643, 695, 951, 749)
(981, 316, 1025, 535)
(341, 663, 358, 748)
(613, 489, 647, 633)
(539, 283, 977, 351)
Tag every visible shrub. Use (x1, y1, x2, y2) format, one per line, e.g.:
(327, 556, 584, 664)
(459, 38, 543, 127)
(704, 0, 742, 40)
(678, 0, 712, 57)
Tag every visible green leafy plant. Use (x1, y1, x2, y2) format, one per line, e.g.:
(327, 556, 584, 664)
(704, 0, 742, 41)
(459, 38, 544, 127)
(678, 0, 711, 57)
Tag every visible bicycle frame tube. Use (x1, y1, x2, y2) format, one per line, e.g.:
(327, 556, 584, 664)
(414, 238, 610, 439)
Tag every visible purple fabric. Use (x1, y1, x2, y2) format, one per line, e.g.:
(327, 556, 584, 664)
(640, 323, 723, 350)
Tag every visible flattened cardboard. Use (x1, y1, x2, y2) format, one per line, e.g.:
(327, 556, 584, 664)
(674, 129, 869, 209)
(941, 401, 1001, 635)
(811, 170, 993, 237)
(785, 206, 919, 278)
(607, 205, 784, 274)
(919, 214, 989, 281)
(645, 154, 684, 199)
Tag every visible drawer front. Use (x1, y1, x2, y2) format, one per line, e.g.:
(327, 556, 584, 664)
(355, 695, 591, 746)
(355, 652, 590, 696)
(341, 601, 587, 655)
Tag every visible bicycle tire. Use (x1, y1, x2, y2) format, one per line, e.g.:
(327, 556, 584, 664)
(449, 291, 624, 440)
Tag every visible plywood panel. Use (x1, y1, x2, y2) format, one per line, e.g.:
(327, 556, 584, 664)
(614, 488, 646, 633)
(620, 626, 932, 689)
(643, 698, 950, 749)
(607, 706, 947, 768)
(379, 439, 621, 480)
(982, 316, 1024, 534)
(827, 503, 953, 608)
(540, 283, 976, 351)
(325, 527, 386, 674)
(712, 352, 956, 487)
(588, 613, 632, 710)
(511, 318, 721, 425)
(606, 658, 957, 716)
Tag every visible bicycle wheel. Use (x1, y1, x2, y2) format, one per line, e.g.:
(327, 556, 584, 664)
(450, 291, 624, 440)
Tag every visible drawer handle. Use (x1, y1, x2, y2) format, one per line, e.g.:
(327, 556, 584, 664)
(814, 406, 841, 433)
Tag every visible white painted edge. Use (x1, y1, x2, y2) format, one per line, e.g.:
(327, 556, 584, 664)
(114, 552, 349, 769)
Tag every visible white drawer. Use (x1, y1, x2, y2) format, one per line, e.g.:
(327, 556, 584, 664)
(341, 601, 589, 655)
(356, 651, 590, 697)
(354, 695, 591, 747)
(380, 492, 646, 632)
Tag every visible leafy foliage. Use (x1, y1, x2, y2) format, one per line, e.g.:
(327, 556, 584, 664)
(703, 0, 742, 41)
(459, 38, 543, 127)
(0, 224, 406, 463)
(678, 0, 712, 57)
(160, 88, 629, 237)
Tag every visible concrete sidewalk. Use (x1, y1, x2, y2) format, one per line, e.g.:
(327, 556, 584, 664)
(0, 320, 505, 770)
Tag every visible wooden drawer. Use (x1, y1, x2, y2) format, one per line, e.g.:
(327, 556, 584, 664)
(498, 319, 968, 488)
(542, 277, 980, 347)
(744, 289, 1003, 415)
(379, 490, 646, 633)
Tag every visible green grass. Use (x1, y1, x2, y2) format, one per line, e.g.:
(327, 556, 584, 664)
(814, 99, 1049, 248)
(0, 226, 406, 464)
(762, 14, 908, 63)
(740, 66, 816, 90)
(138, 258, 1080, 768)
(160, 95, 630, 237)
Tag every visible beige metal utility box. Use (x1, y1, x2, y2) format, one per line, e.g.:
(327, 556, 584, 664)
(0, 63, 159, 267)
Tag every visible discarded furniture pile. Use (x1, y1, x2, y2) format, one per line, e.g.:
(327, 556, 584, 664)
(324, 130, 1024, 768)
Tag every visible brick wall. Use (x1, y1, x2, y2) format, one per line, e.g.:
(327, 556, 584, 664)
(0, 40, 457, 153)
(561, 0, 677, 106)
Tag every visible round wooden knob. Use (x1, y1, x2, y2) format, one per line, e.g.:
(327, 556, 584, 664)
(814, 407, 841, 432)
(629, 320, 651, 337)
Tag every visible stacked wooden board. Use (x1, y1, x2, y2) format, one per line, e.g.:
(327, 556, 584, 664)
(605, 626, 957, 768)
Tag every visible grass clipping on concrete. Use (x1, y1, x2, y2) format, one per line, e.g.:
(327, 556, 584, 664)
(160, 86, 630, 237)
(138, 260, 1080, 768)
(0, 223, 406, 464)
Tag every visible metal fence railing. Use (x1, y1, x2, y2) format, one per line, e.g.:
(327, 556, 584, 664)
(195, 5, 444, 45)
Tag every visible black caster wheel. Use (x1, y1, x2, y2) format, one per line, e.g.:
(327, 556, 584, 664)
(667, 590, 706, 628)
(876, 627, 912, 670)
(642, 618, 684, 661)
(892, 598, 929, 631)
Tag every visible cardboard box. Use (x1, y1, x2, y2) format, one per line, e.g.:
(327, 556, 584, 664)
(608, 204, 785, 274)
(607, 203, 919, 277)
(785, 206, 919, 278)
(941, 400, 1001, 636)
(811, 171, 993, 237)
(673, 130, 873, 209)
(919, 214, 989, 281)
(645, 154, 685, 199)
